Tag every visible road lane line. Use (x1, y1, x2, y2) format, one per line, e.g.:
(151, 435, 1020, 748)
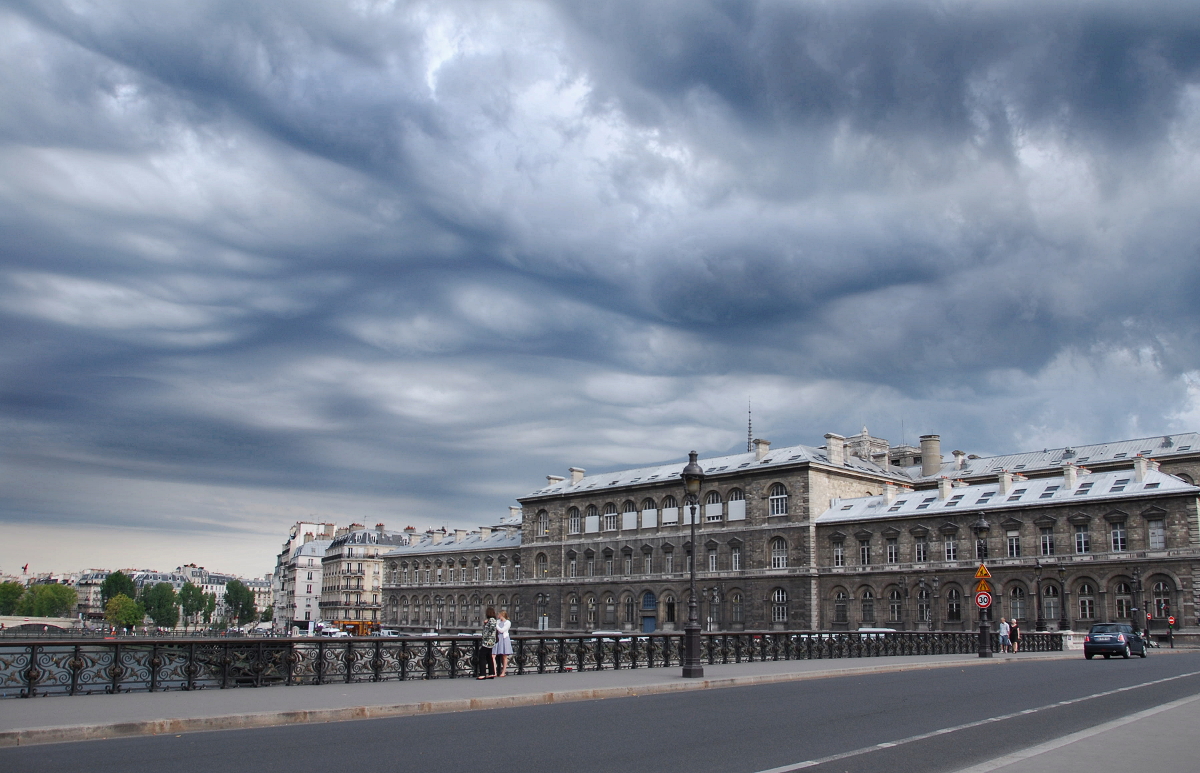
(948, 692, 1200, 773)
(750, 669, 1200, 773)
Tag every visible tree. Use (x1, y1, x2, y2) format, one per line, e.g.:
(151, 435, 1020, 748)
(224, 580, 257, 626)
(202, 592, 217, 625)
(179, 582, 205, 631)
(140, 582, 179, 629)
(105, 594, 144, 629)
(18, 583, 78, 617)
(260, 606, 273, 623)
(0, 581, 24, 615)
(100, 571, 136, 606)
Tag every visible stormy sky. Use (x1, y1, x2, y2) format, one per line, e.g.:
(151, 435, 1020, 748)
(2, 0, 1199, 578)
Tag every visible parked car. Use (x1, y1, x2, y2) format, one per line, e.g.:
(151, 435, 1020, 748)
(318, 628, 350, 638)
(374, 629, 400, 637)
(1084, 623, 1147, 659)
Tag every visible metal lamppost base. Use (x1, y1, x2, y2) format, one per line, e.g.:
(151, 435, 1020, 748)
(682, 622, 704, 678)
(978, 620, 993, 657)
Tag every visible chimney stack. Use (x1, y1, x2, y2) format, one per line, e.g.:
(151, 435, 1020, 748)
(1134, 455, 1158, 481)
(953, 450, 967, 470)
(920, 435, 942, 477)
(375, 523, 385, 532)
(430, 531, 443, 545)
(509, 505, 522, 521)
(479, 526, 492, 540)
(884, 482, 898, 504)
(1062, 463, 1078, 490)
(570, 467, 586, 485)
(455, 529, 468, 542)
(753, 439, 772, 461)
(824, 434, 845, 466)
(938, 477, 953, 500)
(303, 532, 314, 544)
(998, 470, 1013, 496)
(547, 475, 565, 486)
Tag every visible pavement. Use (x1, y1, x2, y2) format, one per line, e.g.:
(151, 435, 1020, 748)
(952, 688, 1200, 773)
(0, 650, 1076, 747)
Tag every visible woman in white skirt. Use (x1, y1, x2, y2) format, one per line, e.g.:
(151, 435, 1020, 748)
(492, 610, 513, 677)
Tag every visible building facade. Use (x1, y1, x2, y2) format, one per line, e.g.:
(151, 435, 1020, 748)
(318, 524, 408, 635)
(379, 430, 1200, 634)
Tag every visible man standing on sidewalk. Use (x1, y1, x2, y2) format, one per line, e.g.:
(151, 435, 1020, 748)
(998, 617, 1011, 653)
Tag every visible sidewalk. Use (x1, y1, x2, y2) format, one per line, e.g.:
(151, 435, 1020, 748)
(0, 651, 1071, 747)
(953, 690, 1200, 773)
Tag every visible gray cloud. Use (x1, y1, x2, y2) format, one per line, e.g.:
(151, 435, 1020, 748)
(2, 0, 1199, 575)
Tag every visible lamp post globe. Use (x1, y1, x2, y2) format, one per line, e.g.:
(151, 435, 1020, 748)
(681, 451, 705, 678)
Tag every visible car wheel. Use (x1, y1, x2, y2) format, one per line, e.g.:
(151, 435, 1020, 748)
(1122, 645, 1130, 659)
(1085, 652, 1094, 660)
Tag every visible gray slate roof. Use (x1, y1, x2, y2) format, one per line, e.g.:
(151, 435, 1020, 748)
(383, 528, 521, 558)
(819, 467, 1196, 525)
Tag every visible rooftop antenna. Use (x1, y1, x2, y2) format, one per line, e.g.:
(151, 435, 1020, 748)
(747, 399, 753, 453)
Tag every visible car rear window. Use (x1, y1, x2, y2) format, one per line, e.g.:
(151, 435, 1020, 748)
(1090, 624, 1127, 633)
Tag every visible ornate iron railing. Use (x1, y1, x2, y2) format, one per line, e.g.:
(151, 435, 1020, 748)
(0, 630, 1062, 698)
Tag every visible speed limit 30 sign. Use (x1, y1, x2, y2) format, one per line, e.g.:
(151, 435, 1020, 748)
(975, 591, 992, 608)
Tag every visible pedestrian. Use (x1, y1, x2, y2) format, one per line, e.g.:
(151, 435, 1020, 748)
(1009, 618, 1020, 653)
(998, 617, 1011, 653)
(493, 610, 513, 677)
(476, 606, 498, 680)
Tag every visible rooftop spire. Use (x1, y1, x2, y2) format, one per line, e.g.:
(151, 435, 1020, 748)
(747, 399, 753, 453)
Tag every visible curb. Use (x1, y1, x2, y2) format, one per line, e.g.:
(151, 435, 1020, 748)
(0, 652, 1080, 747)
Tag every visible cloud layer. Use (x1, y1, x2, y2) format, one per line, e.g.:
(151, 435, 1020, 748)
(2, 0, 1199, 575)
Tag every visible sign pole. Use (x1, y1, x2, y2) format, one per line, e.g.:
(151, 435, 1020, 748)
(976, 564, 993, 658)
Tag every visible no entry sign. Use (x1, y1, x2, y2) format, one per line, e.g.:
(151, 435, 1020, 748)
(975, 591, 992, 608)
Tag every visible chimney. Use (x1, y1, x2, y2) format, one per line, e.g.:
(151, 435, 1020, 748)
(547, 475, 565, 486)
(375, 523, 385, 533)
(824, 434, 845, 466)
(403, 526, 417, 536)
(998, 471, 1013, 496)
(455, 529, 468, 542)
(1134, 455, 1158, 482)
(938, 477, 953, 500)
(753, 439, 772, 461)
(884, 483, 898, 504)
(430, 531, 443, 545)
(479, 526, 492, 540)
(509, 505, 522, 521)
(303, 532, 314, 544)
(569, 468, 586, 485)
(953, 450, 967, 470)
(1062, 463, 1078, 490)
(920, 435, 942, 477)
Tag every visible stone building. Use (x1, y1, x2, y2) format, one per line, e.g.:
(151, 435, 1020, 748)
(379, 429, 1200, 634)
(318, 524, 408, 635)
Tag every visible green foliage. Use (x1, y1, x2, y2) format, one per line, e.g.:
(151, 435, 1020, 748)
(100, 571, 136, 606)
(104, 594, 144, 629)
(0, 581, 24, 615)
(141, 582, 179, 629)
(17, 583, 78, 617)
(260, 606, 273, 623)
(203, 592, 217, 624)
(179, 582, 205, 629)
(224, 580, 257, 626)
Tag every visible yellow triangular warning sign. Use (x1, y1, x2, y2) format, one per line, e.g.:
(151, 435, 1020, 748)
(975, 579, 992, 593)
(975, 564, 991, 579)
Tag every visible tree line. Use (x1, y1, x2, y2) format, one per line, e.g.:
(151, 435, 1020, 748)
(0, 571, 268, 631)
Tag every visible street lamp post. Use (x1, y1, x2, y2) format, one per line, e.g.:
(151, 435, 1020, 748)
(972, 515, 992, 658)
(681, 451, 705, 678)
(1057, 564, 1070, 631)
(931, 575, 940, 631)
(1034, 562, 1046, 631)
(1132, 566, 1147, 641)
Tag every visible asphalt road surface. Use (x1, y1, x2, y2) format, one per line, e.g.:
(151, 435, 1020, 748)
(7, 653, 1200, 773)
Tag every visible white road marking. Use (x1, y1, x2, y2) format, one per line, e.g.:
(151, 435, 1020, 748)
(750, 669, 1200, 773)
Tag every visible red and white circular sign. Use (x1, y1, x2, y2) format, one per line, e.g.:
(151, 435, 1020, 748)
(975, 591, 992, 608)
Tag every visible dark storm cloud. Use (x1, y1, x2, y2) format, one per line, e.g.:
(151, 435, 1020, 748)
(2, 0, 1199, 573)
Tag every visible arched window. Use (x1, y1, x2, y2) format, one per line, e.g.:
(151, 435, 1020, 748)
(641, 498, 657, 511)
(888, 589, 903, 621)
(536, 553, 548, 578)
(624, 595, 635, 624)
(706, 491, 721, 504)
(662, 495, 678, 509)
(537, 510, 549, 537)
(1010, 587, 1026, 620)
(772, 588, 788, 623)
(1115, 582, 1132, 618)
(604, 594, 616, 625)
(642, 591, 657, 610)
(834, 590, 849, 623)
(1153, 581, 1172, 617)
(568, 595, 579, 624)
(1042, 585, 1060, 620)
(664, 594, 677, 623)
(536, 594, 549, 627)
(947, 588, 962, 621)
(603, 503, 618, 531)
(586, 596, 597, 625)
(1077, 583, 1095, 619)
(586, 504, 598, 519)
(400, 596, 409, 625)
(624, 500, 636, 513)
(769, 484, 789, 516)
(731, 592, 744, 622)
(770, 537, 788, 569)
(511, 595, 521, 625)
(861, 590, 875, 623)
(917, 588, 930, 623)
(728, 488, 744, 501)
(567, 507, 581, 535)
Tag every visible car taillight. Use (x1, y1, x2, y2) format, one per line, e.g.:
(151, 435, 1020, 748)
(1117, 634, 1125, 643)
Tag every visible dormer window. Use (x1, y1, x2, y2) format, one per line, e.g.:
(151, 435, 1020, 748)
(1074, 482, 1094, 496)
(1007, 488, 1027, 502)
(944, 494, 965, 507)
(1109, 478, 1131, 493)
(1039, 486, 1060, 499)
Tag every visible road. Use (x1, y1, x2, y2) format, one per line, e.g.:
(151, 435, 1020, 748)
(5, 652, 1200, 773)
